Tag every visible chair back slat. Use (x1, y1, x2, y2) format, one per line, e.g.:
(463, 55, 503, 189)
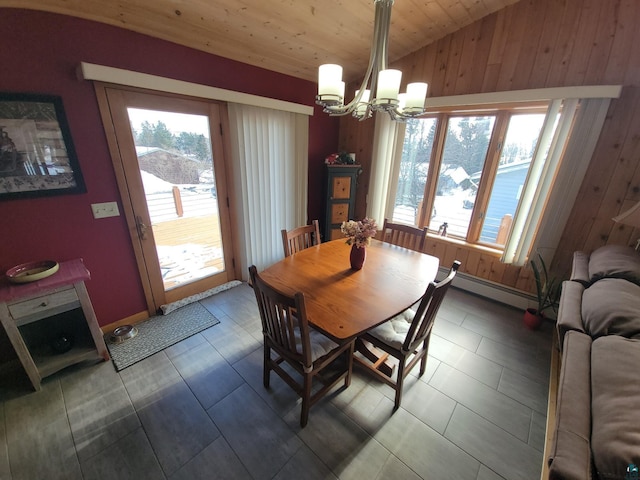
(381, 219, 427, 252)
(250, 266, 312, 367)
(402, 261, 461, 353)
(282, 220, 321, 257)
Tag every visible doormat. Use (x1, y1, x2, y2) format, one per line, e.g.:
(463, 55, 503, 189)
(106, 301, 220, 372)
(160, 280, 243, 315)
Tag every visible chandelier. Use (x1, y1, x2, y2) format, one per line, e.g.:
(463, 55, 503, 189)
(316, 0, 428, 121)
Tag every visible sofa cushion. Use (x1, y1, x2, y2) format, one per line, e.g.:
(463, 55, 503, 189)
(548, 331, 592, 480)
(591, 335, 640, 480)
(588, 244, 640, 285)
(582, 278, 640, 339)
(556, 280, 585, 350)
(570, 251, 590, 286)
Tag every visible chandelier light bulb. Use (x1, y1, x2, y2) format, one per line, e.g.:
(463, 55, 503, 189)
(376, 69, 402, 103)
(357, 89, 371, 103)
(318, 64, 344, 101)
(404, 82, 428, 110)
(355, 89, 371, 117)
(397, 93, 407, 112)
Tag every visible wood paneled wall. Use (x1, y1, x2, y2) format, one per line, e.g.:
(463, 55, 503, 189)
(340, 0, 640, 295)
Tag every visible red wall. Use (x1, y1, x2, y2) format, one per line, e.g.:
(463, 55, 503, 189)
(0, 8, 339, 326)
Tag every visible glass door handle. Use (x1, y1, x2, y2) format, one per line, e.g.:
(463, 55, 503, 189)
(136, 215, 149, 240)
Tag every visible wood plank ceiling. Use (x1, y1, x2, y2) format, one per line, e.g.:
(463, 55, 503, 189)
(4, 0, 520, 82)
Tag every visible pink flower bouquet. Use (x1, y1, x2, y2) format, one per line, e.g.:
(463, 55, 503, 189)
(340, 218, 378, 248)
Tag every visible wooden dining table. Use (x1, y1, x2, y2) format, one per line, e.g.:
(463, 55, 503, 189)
(259, 239, 440, 342)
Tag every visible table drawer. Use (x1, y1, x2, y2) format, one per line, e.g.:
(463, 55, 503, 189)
(9, 287, 80, 325)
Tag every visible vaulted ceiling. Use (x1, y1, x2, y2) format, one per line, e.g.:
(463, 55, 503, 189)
(5, 0, 520, 82)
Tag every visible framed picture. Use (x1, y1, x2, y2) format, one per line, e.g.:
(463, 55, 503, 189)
(0, 92, 86, 200)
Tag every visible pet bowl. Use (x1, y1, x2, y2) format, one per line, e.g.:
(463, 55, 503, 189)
(51, 333, 74, 354)
(109, 325, 138, 344)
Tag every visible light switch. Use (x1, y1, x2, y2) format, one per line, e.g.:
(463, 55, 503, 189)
(91, 202, 120, 219)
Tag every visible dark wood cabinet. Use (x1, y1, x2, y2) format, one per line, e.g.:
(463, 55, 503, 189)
(324, 165, 361, 241)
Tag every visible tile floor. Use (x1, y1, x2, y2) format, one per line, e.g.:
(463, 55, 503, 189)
(0, 283, 554, 480)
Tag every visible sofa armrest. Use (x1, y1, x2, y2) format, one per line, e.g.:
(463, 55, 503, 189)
(556, 280, 585, 350)
(548, 331, 593, 480)
(570, 251, 590, 286)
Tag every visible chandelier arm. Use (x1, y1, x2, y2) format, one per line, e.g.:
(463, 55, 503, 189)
(377, 0, 392, 72)
(322, 0, 388, 117)
(354, 0, 393, 119)
(371, 0, 397, 114)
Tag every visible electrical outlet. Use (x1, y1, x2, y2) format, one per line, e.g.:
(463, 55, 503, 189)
(91, 202, 120, 219)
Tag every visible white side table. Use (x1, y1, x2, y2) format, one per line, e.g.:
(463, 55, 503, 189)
(0, 258, 109, 391)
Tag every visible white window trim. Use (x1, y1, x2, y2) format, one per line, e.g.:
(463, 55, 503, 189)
(78, 62, 314, 116)
(424, 85, 621, 110)
(366, 112, 404, 223)
(502, 99, 578, 265)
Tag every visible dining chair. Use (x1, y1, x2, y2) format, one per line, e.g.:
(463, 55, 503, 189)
(355, 260, 461, 410)
(248, 265, 355, 427)
(380, 218, 428, 252)
(281, 219, 321, 257)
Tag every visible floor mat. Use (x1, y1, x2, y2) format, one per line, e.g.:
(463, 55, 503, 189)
(105, 301, 220, 371)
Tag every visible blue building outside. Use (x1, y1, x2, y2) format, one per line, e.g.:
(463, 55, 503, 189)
(472, 161, 530, 244)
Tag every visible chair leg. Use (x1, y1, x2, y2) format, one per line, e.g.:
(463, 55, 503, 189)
(419, 337, 430, 376)
(394, 359, 406, 411)
(263, 344, 271, 388)
(300, 372, 312, 428)
(419, 353, 428, 377)
(345, 342, 354, 387)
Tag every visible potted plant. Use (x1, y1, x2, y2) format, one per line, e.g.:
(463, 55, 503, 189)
(525, 252, 561, 330)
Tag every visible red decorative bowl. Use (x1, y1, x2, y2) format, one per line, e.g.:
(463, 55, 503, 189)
(6, 260, 59, 284)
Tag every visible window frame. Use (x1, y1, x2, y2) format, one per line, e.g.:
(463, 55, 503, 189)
(403, 102, 550, 250)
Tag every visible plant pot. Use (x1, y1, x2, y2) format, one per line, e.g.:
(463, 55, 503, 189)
(523, 308, 544, 330)
(350, 244, 366, 270)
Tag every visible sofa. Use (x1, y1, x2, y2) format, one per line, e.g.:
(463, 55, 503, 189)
(547, 245, 640, 480)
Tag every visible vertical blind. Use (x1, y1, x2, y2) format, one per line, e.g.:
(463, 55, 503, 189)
(228, 104, 309, 276)
(366, 112, 404, 224)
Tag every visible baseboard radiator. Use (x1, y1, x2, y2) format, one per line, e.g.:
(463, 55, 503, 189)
(444, 268, 536, 311)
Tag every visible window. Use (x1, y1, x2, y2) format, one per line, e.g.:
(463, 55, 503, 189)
(367, 86, 619, 266)
(393, 118, 436, 225)
(479, 113, 546, 245)
(428, 114, 496, 239)
(392, 105, 548, 249)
